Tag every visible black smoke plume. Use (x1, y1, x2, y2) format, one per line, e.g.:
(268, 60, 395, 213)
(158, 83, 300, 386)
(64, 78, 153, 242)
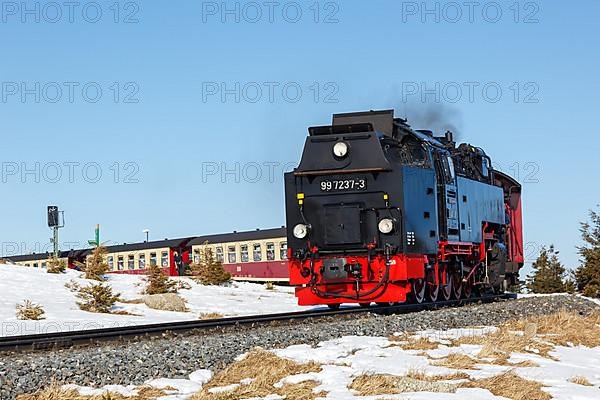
(398, 102, 463, 141)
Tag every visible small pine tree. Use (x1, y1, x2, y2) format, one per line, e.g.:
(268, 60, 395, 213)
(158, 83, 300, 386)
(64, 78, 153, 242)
(526, 245, 566, 293)
(76, 283, 120, 313)
(145, 263, 176, 294)
(46, 257, 66, 274)
(16, 300, 45, 320)
(83, 245, 109, 281)
(190, 246, 231, 285)
(575, 208, 600, 298)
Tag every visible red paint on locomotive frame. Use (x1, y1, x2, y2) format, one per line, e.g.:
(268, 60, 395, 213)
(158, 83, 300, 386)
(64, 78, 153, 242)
(289, 254, 427, 305)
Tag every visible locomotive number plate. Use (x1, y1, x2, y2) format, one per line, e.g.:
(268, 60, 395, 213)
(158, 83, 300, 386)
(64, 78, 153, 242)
(320, 178, 367, 192)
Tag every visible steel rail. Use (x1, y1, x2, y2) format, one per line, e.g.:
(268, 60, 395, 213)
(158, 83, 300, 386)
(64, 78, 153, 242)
(0, 293, 515, 353)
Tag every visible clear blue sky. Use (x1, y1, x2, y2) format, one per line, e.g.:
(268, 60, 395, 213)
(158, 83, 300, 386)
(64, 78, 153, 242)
(1, 1, 598, 277)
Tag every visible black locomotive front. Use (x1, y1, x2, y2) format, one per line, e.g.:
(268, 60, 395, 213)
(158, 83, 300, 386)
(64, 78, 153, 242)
(285, 126, 404, 257)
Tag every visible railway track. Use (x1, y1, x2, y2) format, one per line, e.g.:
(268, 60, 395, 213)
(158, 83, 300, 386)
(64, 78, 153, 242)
(0, 293, 515, 353)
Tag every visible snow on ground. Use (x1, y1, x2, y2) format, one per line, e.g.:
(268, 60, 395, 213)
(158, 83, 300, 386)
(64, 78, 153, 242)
(57, 330, 600, 399)
(0, 263, 306, 337)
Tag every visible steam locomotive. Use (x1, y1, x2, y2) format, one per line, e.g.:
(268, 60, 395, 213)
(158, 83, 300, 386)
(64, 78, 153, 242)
(284, 110, 523, 308)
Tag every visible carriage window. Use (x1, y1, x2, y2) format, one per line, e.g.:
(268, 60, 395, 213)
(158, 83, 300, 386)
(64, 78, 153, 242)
(25, 263, 30, 267)
(117, 256, 124, 270)
(139, 254, 146, 269)
(240, 244, 249, 262)
(253, 243, 262, 261)
(228, 246, 236, 263)
(108, 256, 114, 269)
(150, 252, 157, 266)
(128, 254, 135, 270)
(193, 249, 201, 263)
(216, 247, 224, 263)
(41, 262, 47, 269)
(266, 242, 275, 261)
(161, 251, 169, 267)
(280, 242, 287, 260)
(33, 262, 38, 268)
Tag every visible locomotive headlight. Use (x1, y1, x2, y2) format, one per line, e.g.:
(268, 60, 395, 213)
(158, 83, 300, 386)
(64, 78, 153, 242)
(333, 142, 349, 158)
(293, 223, 309, 239)
(378, 218, 394, 234)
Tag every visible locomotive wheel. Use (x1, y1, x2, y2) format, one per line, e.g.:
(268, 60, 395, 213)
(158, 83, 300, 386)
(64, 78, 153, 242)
(440, 269, 452, 301)
(327, 304, 341, 310)
(426, 269, 439, 302)
(411, 278, 426, 304)
(451, 273, 463, 299)
(359, 302, 371, 308)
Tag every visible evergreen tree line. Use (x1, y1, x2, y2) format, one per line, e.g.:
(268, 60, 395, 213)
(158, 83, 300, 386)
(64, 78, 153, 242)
(527, 208, 600, 297)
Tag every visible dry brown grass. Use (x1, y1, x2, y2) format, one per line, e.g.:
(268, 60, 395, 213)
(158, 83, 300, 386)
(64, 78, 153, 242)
(191, 349, 324, 399)
(569, 376, 593, 386)
(431, 353, 480, 370)
(388, 334, 440, 350)
(451, 310, 600, 363)
(15, 300, 45, 320)
(277, 381, 326, 400)
(349, 374, 400, 396)
(406, 369, 469, 381)
(17, 382, 170, 400)
(453, 325, 554, 359)
(199, 312, 224, 320)
(488, 355, 539, 368)
(505, 309, 600, 348)
(349, 374, 456, 396)
(460, 370, 551, 400)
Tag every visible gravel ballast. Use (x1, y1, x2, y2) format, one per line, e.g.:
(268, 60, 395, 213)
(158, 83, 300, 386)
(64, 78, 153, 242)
(0, 295, 597, 399)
